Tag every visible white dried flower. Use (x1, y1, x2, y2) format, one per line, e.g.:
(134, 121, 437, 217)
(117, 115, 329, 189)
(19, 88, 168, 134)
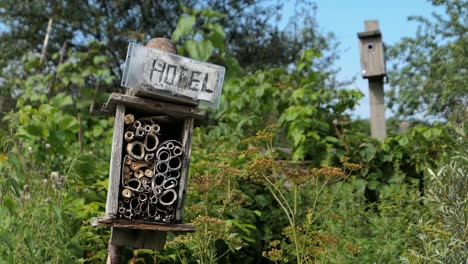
(50, 171, 60, 181)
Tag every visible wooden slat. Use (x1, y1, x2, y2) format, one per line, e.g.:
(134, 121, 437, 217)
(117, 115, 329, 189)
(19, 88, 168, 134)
(111, 228, 167, 250)
(105, 104, 125, 217)
(129, 89, 199, 107)
(176, 117, 195, 222)
(101, 93, 207, 123)
(94, 217, 196, 232)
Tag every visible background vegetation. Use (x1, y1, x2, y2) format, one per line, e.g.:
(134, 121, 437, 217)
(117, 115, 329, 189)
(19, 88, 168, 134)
(0, 0, 466, 263)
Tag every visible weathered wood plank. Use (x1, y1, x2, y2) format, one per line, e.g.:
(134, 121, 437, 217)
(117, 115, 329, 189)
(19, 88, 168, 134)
(101, 93, 207, 123)
(106, 238, 124, 264)
(94, 217, 196, 232)
(105, 104, 125, 217)
(369, 78, 387, 140)
(128, 89, 199, 107)
(111, 228, 167, 250)
(176, 117, 195, 222)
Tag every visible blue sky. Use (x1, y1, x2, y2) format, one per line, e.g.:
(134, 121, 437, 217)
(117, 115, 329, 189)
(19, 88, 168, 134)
(277, 0, 441, 119)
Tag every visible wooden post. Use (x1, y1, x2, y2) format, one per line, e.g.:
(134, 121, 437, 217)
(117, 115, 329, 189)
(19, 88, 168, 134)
(358, 20, 387, 140)
(369, 77, 386, 140)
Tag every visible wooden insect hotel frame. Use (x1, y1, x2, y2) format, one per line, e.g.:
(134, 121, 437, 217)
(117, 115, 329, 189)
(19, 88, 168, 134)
(92, 38, 225, 253)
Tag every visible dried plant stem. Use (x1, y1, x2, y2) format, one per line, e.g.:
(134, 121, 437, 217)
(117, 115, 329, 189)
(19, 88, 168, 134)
(40, 18, 53, 65)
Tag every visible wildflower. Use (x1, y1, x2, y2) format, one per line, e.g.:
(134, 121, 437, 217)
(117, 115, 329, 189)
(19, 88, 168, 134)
(245, 157, 275, 183)
(344, 241, 362, 256)
(284, 167, 310, 185)
(311, 166, 346, 181)
(190, 173, 217, 193)
(45, 143, 51, 150)
(50, 171, 60, 181)
(340, 156, 362, 171)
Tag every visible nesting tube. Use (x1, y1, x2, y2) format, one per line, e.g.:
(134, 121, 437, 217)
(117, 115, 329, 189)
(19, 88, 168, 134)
(173, 146, 183, 156)
(159, 189, 177, 206)
(166, 170, 180, 179)
(132, 120, 142, 131)
(123, 165, 131, 174)
(125, 178, 141, 191)
(127, 141, 145, 160)
(144, 153, 155, 162)
(144, 169, 154, 177)
(151, 124, 160, 134)
(163, 178, 178, 189)
(156, 162, 168, 174)
(144, 133, 159, 152)
(156, 149, 171, 162)
(139, 193, 148, 202)
(124, 131, 135, 142)
(130, 161, 150, 171)
(124, 114, 135, 125)
(122, 188, 132, 198)
(152, 174, 165, 189)
(134, 169, 144, 178)
(135, 127, 145, 139)
(168, 157, 181, 171)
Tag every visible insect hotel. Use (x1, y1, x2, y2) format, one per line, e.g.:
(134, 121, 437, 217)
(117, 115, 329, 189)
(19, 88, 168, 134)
(93, 38, 225, 252)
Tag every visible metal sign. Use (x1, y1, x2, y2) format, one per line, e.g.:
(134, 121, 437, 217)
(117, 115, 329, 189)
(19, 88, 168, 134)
(121, 43, 225, 107)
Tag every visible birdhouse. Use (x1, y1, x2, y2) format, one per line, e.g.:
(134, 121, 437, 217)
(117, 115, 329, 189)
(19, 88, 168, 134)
(358, 20, 386, 78)
(92, 38, 225, 251)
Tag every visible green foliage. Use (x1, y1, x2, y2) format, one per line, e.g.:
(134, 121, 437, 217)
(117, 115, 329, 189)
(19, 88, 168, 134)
(210, 47, 362, 162)
(0, 49, 114, 262)
(316, 173, 424, 263)
(345, 123, 455, 196)
(0, 2, 464, 263)
(242, 127, 357, 263)
(387, 0, 467, 119)
(402, 125, 468, 263)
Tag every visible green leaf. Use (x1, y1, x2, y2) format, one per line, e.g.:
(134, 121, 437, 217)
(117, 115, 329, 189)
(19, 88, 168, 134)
(39, 104, 54, 115)
(58, 116, 79, 131)
(92, 55, 107, 65)
(24, 237, 34, 257)
(53, 205, 63, 223)
(171, 15, 195, 41)
(398, 136, 409, 146)
(206, 23, 225, 50)
(354, 178, 367, 193)
(367, 179, 379, 190)
(360, 144, 377, 162)
(51, 93, 73, 108)
(3, 198, 17, 217)
(25, 123, 43, 137)
(185, 40, 214, 61)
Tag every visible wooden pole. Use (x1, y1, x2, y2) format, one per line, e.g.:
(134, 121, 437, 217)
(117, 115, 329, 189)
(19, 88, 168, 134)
(369, 77, 386, 140)
(358, 20, 387, 140)
(107, 239, 124, 264)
